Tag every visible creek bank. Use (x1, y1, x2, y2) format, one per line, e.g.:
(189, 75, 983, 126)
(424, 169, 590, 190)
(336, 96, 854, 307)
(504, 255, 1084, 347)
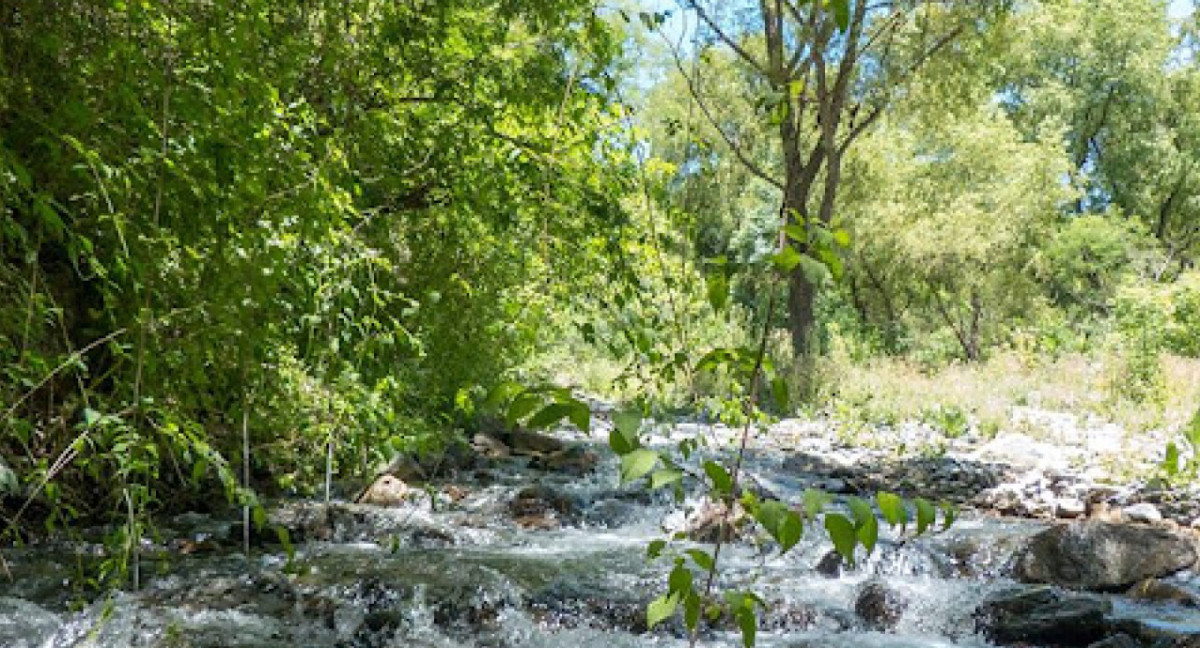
(6, 410, 1200, 647)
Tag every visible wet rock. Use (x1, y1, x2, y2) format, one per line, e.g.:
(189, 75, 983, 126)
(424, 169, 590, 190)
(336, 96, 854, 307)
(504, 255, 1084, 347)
(854, 581, 908, 630)
(975, 586, 1111, 645)
(529, 446, 598, 475)
(472, 433, 510, 458)
(509, 484, 577, 529)
(507, 430, 566, 456)
(529, 581, 648, 633)
(759, 600, 818, 631)
(1087, 634, 1144, 648)
(0, 597, 60, 648)
(1124, 503, 1163, 524)
(376, 453, 427, 483)
(1126, 578, 1199, 607)
(684, 498, 747, 543)
(356, 475, 412, 506)
(1014, 521, 1198, 589)
(814, 550, 843, 578)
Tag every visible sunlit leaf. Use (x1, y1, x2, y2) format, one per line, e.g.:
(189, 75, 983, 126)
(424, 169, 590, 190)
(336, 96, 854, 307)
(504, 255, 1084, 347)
(620, 448, 659, 483)
(647, 593, 679, 629)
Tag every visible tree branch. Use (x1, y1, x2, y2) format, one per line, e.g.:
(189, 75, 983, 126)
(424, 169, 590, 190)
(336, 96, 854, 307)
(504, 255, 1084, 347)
(663, 33, 785, 191)
(686, 0, 771, 76)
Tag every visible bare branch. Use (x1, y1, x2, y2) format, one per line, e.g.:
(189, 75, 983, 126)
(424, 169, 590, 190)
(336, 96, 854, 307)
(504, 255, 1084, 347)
(662, 33, 786, 191)
(686, 0, 771, 76)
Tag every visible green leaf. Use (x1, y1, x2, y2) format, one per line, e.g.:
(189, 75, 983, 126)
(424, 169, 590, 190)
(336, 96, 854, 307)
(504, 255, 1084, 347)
(856, 513, 878, 555)
(647, 539, 668, 559)
(847, 496, 874, 527)
(827, 0, 851, 30)
(668, 562, 693, 595)
(703, 460, 733, 494)
(940, 501, 958, 530)
(620, 448, 659, 483)
(782, 223, 807, 243)
(914, 498, 937, 536)
(647, 593, 679, 629)
(770, 376, 789, 412)
(506, 392, 542, 426)
(706, 272, 729, 312)
(684, 591, 701, 630)
(832, 228, 851, 248)
(564, 400, 591, 433)
(824, 513, 857, 565)
(803, 488, 832, 519)
(651, 468, 683, 490)
(685, 548, 715, 571)
(771, 245, 805, 273)
(1164, 442, 1181, 477)
(527, 402, 571, 430)
(877, 492, 908, 529)
(609, 429, 636, 456)
(83, 407, 102, 427)
(484, 381, 524, 409)
(612, 409, 641, 451)
(736, 608, 757, 648)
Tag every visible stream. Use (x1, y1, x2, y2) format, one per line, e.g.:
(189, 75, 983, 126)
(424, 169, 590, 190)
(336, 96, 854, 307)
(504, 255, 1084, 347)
(3, 420, 1200, 648)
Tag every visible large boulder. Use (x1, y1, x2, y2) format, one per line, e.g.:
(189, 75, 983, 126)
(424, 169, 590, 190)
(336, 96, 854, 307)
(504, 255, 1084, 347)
(1014, 521, 1198, 590)
(975, 586, 1111, 646)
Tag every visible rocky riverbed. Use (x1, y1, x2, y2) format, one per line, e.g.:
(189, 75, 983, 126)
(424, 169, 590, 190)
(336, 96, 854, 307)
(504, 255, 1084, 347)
(2, 406, 1200, 647)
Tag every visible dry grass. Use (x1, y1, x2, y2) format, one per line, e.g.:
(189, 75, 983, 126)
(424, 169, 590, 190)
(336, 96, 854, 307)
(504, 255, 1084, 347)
(819, 351, 1200, 438)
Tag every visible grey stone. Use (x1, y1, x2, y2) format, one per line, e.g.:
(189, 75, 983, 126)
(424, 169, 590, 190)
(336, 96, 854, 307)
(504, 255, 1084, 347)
(975, 586, 1111, 646)
(1014, 521, 1198, 590)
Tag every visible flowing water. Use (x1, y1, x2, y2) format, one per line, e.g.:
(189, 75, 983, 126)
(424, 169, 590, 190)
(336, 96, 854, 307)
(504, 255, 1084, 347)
(3, 431, 1200, 648)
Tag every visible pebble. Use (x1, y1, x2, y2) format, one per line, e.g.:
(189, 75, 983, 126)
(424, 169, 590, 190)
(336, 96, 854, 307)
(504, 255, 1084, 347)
(1123, 503, 1163, 524)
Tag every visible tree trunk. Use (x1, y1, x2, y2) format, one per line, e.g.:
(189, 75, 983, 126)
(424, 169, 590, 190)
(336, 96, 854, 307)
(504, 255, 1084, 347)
(787, 267, 817, 358)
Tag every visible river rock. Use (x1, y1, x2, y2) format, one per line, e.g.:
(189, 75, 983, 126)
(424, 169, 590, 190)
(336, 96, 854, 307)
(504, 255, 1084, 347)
(356, 475, 412, 506)
(472, 433, 511, 458)
(684, 498, 747, 543)
(815, 550, 843, 578)
(507, 430, 565, 456)
(975, 586, 1111, 645)
(1087, 634, 1144, 648)
(1124, 503, 1163, 524)
(1126, 578, 1199, 607)
(509, 484, 577, 529)
(1014, 521, 1198, 589)
(855, 581, 908, 630)
(530, 446, 598, 475)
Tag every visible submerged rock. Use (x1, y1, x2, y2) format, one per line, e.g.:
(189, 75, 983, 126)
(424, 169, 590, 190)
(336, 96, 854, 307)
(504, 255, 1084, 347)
(508, 484, 578, 529)
(854, 581, 908, 630)
(1125, 578, 1199, 607)
(1087, 634, 1144, 648)
(975, 586, 1111, 645)
(1014, 521, 1198, 589)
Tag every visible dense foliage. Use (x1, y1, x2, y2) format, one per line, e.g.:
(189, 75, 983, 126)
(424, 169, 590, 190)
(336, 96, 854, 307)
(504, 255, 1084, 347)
(1, 0, 629, 539)
(1, 0, 1198, 629)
